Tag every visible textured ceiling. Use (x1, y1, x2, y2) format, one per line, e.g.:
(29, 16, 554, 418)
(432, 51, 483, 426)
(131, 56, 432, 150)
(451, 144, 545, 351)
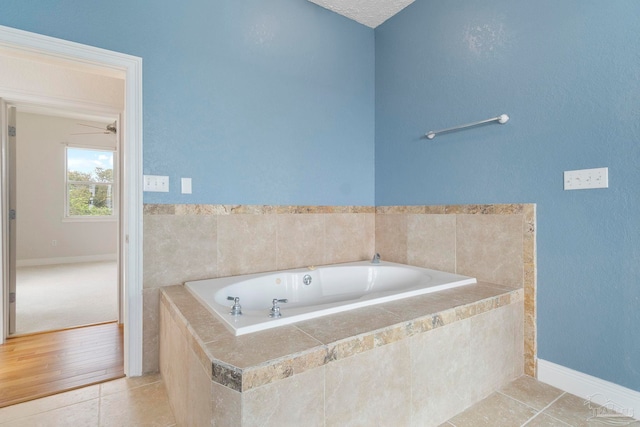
(308, 0, 415, 28)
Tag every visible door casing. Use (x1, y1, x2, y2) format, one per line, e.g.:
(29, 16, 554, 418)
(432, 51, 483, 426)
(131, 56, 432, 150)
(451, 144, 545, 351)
(0, 25, 143, 376)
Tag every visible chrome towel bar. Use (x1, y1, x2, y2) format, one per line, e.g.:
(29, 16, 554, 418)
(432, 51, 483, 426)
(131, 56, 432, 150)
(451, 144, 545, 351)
(425, 114, 509, 140)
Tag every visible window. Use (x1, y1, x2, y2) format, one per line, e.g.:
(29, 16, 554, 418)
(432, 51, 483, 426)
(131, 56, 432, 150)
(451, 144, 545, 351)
(65, 147, 116, 219)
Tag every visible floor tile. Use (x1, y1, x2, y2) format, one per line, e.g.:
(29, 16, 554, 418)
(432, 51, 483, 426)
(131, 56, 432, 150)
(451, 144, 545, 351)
(99, 380, 175, 427)
(0, 399, 99, 427)
(542, 392, 639, 427)
(499, 375, 564, 410)
(99, 373, 163, 397)
(448, 392, 537, 427)
(0, 385, 100, 424)
(523, 413, 572, 426)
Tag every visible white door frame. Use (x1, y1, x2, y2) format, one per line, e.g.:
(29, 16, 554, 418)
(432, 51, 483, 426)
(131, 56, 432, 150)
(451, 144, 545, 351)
(0, 25, 143, 376)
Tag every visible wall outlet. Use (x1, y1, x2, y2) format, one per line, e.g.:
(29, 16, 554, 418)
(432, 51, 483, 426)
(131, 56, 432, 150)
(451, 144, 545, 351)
(143, 175, 169, 192)
(564, 167, 608, 190)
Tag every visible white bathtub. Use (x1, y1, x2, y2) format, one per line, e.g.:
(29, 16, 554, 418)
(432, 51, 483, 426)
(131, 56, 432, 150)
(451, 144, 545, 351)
(184, 260, 476, 336)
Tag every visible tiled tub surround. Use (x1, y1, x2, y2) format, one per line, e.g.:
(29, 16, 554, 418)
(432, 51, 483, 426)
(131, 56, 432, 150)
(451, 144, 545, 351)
(375, 204, 536, 377)
(144, 203, 535, 377)
(160, 280, 524, 426)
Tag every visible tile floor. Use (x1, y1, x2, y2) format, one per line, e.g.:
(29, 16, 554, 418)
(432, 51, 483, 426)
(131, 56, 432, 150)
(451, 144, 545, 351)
(0, 374, 175, 426)
(0, 374, 637, 426)
(442, 375, 639, 427)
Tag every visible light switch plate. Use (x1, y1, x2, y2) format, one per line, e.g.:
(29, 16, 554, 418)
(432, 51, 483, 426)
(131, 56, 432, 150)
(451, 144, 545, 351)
(564, 167, 608, 190)
(143, 175, 169, 192)
(181, 177, 192, 194)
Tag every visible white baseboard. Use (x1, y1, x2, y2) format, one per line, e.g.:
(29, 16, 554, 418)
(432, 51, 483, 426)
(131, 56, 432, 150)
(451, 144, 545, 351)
(17, 254, 117, 267)
(538, 358, 640, 419)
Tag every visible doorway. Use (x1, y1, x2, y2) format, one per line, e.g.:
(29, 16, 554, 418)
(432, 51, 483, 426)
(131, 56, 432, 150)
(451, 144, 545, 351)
(0, 24, 143, 376)
(11, 111, 120, 336)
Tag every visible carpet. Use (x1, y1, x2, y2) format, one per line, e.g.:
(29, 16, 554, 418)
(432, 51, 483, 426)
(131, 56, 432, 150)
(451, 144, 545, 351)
(15, 261, 118, 335)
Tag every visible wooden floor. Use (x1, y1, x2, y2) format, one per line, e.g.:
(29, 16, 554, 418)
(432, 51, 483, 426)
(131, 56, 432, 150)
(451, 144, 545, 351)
(0, 322, 124, 408)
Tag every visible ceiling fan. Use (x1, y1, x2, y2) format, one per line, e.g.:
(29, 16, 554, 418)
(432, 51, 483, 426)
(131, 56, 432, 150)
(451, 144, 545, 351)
(72, 121, 117, 135)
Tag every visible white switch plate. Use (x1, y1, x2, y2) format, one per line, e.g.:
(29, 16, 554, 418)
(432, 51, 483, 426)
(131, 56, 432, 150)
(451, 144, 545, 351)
(181, 177, 192, 194)
(564, 167, 608, 190)
(143, 175, 169, 192)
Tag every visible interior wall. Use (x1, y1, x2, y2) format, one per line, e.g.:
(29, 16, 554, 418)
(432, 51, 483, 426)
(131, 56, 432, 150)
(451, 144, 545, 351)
(0, 52, 124, 107)
(374, 0, 640, 392)
(0, 0, 376, 206)
(16, 112, 117, 264)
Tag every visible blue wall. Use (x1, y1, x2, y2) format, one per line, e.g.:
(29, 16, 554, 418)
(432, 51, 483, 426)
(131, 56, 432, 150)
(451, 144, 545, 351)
(0, 0, 375, 205)
(375, 0, 640, 391)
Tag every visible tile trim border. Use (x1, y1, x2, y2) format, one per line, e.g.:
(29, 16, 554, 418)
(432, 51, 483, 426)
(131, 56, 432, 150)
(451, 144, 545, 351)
(144, 204, 375, 215)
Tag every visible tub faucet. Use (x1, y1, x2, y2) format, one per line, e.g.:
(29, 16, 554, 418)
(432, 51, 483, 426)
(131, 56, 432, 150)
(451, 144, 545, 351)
(227, 296, 243, 316)
(371, 253, 381, 264)
(269, 298, 288, 318)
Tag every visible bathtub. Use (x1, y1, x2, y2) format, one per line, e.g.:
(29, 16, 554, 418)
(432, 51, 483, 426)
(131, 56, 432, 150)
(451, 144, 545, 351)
(184, 260, 476, 335)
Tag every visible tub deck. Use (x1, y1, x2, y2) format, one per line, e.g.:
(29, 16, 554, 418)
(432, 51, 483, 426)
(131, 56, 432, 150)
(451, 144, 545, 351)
(160, 280, 523, 393)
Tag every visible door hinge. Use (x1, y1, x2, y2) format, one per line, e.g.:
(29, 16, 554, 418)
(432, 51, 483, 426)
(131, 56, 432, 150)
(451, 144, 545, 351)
(9, 209, 15, 220)
(9, 292, 15, 303)
(8, 126, 16, 137)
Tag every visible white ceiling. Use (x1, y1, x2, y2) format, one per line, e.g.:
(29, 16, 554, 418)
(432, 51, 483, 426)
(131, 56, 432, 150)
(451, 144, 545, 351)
(308, 0, 415, 28)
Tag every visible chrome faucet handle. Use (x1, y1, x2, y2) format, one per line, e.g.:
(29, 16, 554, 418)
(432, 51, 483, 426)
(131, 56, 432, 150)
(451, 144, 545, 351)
(227, 296, 242, 316)
(269, 298, 288, 318)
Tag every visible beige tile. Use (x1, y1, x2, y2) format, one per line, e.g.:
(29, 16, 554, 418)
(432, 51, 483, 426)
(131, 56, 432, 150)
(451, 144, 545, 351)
(241, 346, 328, 389)
(142, 287, 160, 373)
(499, 376, 564, 411)
(525, 413, 572, 426)
(0, 399, 99, 427)
(158, 303, 190, 424)
(295, 305, 402, 346)
(143, 214, 217, 288)
(212, 381, 242, 427)
(217, 214, 277, 276)
(161, 285, 229, 344)
(276, 214, 325, 270)
(410, 318, 473, 427)
(467, 303, 523, 403)
(324, 213, 375, 265)
(407, 214, 456, 272)
(441, 282, 513, 303)
(99, 373, 163, 397)
(0, 385, 99, 424)
(187, 347, 214, 427)
(542, 392, 639, 427)
(456, 214, 523, 287)
(448, 392, 537, 427)
(374, 213, 408, 264)
(379, 292, 459, 323)
(242, 367, 325, 427)
(204, 325, 323, 370)
(99, 380, 176, 427)
(325, 340, 411, 427)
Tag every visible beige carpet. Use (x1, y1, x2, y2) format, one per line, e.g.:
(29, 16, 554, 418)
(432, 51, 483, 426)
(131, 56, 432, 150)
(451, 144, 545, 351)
(15, 261, 118, 335)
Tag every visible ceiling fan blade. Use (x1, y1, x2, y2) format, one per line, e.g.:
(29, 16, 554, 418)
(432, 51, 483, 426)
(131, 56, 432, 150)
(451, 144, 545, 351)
(77, 123, 107, 130)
